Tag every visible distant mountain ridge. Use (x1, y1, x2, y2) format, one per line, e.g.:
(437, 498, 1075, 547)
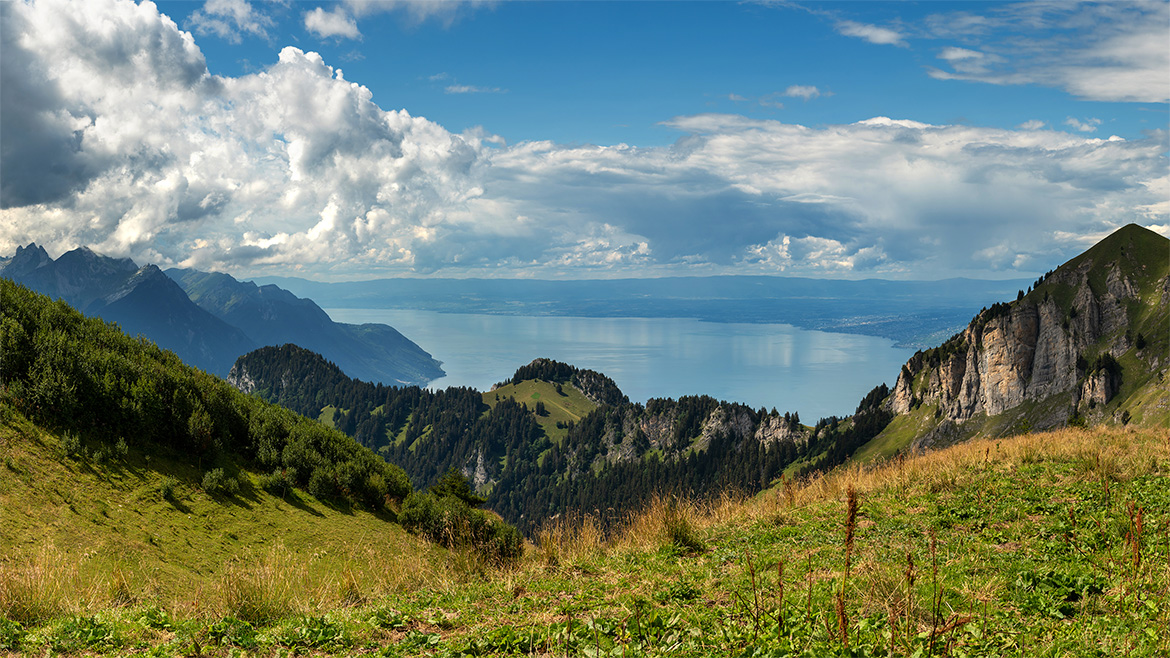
(167, 268, 444, 386)
(2, 244, 254, 374)
(0, 244, 444, 385)
(255, 273, 1034, 348)
(229, 345, 888, 535)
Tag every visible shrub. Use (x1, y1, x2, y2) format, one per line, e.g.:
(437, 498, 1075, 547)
(203, 468, 239, 495)
(61, 431, 82, 459)
(399, 492, 523, 564)
(259, 468, 295, 497)
(307, 467, 337, 500)
(159, 476, 178, 500)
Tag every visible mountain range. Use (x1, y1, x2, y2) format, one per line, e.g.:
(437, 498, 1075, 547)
(2, 223, 1164, 537)
(0, 244, 444, 385)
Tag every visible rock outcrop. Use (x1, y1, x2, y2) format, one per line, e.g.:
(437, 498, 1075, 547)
(888, 224, 1168, 450)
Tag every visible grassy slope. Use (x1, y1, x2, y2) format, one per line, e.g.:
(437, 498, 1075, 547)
(4, 424, 1165, 656)
(0, 408, 444, 620)
(484, 380, 597, 445)
(851, 405, 940, 463)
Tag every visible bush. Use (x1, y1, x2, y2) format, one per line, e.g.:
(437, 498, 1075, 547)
(159, 476, 178, 500)
(259, 468, 295, 497)
(203, 468, 239, 495)
(308, 467, 337, 500)
(61, 431, 82, 459)
(399, 492, 523, 564)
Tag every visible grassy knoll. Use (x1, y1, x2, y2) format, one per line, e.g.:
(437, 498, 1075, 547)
(3, 422, 1167, 656)
(485, 380, 597, 444)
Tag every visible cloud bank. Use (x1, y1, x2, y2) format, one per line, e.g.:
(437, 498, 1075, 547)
(1, 0, 1166, 280)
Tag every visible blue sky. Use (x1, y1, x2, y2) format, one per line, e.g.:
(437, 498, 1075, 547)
(183, 1, 1162, 146)
(1, 0, 1167, 280)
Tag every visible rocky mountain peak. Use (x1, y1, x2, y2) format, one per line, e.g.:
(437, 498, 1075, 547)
(889, 224, 1168, 451)
(4, 243, 53, 275)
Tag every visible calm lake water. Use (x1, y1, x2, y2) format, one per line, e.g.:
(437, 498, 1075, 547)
(324, 308, 915, 422)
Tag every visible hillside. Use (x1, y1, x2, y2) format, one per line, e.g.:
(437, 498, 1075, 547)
(0, 277, 415, 507)
(0, 409, 440, 618)
(232, 348, 893, 535)
(3, 423, 1166, 655)
(870, 224, 1169, 458)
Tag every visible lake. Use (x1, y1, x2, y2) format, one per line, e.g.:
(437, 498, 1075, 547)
(324, 308, 916, 422)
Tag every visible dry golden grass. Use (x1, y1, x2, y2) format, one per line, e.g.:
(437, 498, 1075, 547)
(535, 512, 606, 567)
(534, 426, 1166, 565)
(3, 425, 1163, 632)
(0, 544, 96, 623)
(0, 536, 463, 625)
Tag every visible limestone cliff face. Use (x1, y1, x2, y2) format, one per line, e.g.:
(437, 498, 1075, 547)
(892, 240, 1164, 440)
(753, 414, 809, 450)
(226, 362, 257, 395)
(580, 402, 809, 472)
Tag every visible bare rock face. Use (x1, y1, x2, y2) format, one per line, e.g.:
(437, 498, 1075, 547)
(753, 414, 809, 449)
(226, 362, 256, 394)
(894, 248, 1156, 435)
(1079, 370, 1119, 411)
(639, 413, 676, 452)
(975, 304, 1039, 415)
(696, 405, 757, 453)
(466, 449, 493, 491)
(1028, 300, 1078, 400)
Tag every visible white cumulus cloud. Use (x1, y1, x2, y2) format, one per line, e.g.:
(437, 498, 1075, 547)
(304, 6, 361, 40)
(187, 0, 273, 43)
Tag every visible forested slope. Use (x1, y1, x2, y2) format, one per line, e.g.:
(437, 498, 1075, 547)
(231, 349, 892, 534)
(0, 279, 411, 511)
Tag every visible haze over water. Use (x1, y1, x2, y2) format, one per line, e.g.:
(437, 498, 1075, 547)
(326, 308, 916, 421)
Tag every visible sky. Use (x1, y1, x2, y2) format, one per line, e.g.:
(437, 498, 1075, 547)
(1, 0, 1167, 281)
